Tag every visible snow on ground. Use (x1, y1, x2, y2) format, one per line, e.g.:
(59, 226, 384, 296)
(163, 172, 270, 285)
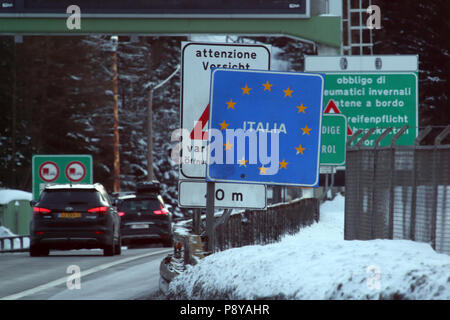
(0, 226, 30, 250)
(168, 195, 450, 300)
(0, 189, 32, 205)
(0, 226, 16, 238)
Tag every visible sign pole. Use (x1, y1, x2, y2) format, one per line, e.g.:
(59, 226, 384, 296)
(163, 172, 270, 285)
(206, 181, 215, 252)
(193, 208, 201, 235)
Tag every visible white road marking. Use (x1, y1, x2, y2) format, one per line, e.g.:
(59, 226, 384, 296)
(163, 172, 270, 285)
(0, 249, 171, 300)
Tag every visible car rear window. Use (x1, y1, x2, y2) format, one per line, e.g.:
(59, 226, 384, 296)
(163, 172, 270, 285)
(38, 189, 103, 207)
(119, 198, 161, 213)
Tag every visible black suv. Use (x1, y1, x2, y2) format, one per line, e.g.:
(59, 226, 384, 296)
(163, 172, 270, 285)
(29, 183, 121, 257)
(116, 181, 173, 247)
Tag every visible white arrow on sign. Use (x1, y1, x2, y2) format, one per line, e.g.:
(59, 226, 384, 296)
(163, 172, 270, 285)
(178, 180, 266, 209)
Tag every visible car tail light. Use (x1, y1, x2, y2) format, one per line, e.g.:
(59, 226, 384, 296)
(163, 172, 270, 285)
(118, 211, 125, 217)
(153, 205, 168, 215)
(94, 231, 105, 235)
(35, 231, 45, 235)
(33, 207, 51, 215)
(88, 206, 108, 214)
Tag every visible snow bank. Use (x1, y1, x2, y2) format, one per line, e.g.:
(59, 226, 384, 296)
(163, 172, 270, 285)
(0, 226, 16, 238)
(168, 195, 450, 300)
(0, 189, 32, 205)
(0, 226, 30, 250)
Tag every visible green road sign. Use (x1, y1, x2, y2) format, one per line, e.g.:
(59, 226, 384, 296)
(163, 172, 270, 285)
(323, 73, 418, 147)
(32, 155, 93, 200)
(320, 114, 347, 166)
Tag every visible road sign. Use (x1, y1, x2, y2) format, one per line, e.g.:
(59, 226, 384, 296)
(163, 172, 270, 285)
(38, 161, 59, 182)
(320, 114, 347, 166)
(323, 73, 417, 146)
(32, 155, 93, 200)
(178, 180, 266, 209)
(206, 69, 324, 187)
(65, 161, 87, 182)
(324, 99, 352, 135)
(305, 55, 418, 147)
(180, 42, 271, 179)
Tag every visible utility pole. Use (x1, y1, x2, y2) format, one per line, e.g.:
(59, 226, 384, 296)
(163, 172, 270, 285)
(146, 64, 180, 180)
(111, 35, 120, 193)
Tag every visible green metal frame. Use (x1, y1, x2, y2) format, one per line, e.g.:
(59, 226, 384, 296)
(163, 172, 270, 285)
(0, 16, 341, 48)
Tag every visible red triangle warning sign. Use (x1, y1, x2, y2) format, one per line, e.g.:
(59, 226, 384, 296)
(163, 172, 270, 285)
(324, 99, 353, 136)
(324, 99, 341, 114)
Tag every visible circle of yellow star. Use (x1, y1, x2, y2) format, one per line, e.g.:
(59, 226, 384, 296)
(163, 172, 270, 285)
(241, 84, 251, 95)
(258, 166, 268, 175)
(301, 125, 312, 135)
(279, 159, 289, 169)
(295, 144, 306, 155)
(297, 104, 307, 113)
(283, 87, 294, 97)
(238, 158, 248, 167)
(219, 120, 229, 130)
(224, 141, 233, 151)
(226, 99, 236, 109)
(262, 81, 273, 91)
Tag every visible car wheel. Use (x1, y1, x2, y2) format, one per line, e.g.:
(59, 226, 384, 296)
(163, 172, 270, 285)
(103, 236, 115, 257)
(114, 235, 122, 255)
(29, 245, 49, 257)
(163, 238, 173, 248)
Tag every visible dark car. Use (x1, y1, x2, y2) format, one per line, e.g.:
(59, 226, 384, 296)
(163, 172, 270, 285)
(116, 181, 173, 247)
(29, 183, 121, 257)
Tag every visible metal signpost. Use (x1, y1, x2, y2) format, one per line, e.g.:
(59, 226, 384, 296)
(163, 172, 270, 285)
(32, 155, 93, 200)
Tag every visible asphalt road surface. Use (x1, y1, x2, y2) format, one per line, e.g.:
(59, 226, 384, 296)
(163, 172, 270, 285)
(0, 246, 172, 300)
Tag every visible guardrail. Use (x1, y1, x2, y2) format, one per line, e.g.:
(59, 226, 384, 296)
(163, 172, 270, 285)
(0, 235, 30, 253)
(173, 196, 320, 262)
(213, 197, 319, 252)
(159, 196, 320, 294)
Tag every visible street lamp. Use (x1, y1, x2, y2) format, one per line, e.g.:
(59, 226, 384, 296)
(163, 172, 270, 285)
(146, 64, 180, 180)
(111, 35, 120, 192)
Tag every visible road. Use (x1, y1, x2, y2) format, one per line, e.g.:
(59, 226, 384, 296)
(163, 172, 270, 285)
(0, 246, 172, 300)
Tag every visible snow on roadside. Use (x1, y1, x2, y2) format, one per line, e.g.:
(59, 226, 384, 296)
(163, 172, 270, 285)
(168, 195, 450, 300)
(0, 226, 30, 250)
(0, 226, 16, 238)
(0, 189, 32, 205)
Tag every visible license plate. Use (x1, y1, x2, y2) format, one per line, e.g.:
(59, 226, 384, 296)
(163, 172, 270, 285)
(58, 212, 82, 219)
(131, 224, 149, 229)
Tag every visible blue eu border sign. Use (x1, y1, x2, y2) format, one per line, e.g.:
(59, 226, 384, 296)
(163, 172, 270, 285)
(206, 69, 324, 187)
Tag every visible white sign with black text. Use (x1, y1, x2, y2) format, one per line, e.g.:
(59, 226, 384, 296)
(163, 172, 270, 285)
(178, 180, 267, 209)
(180, 42, 271, 179)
